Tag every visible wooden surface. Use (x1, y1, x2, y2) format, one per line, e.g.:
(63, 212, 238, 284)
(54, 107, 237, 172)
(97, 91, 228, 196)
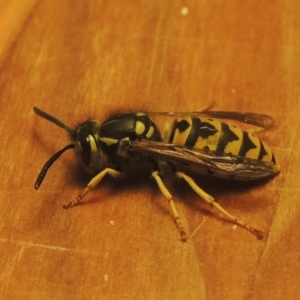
(0, 1, 299, 299)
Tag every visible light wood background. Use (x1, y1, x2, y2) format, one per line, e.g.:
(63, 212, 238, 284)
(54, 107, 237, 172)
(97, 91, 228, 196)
(0, 1, 299, 299)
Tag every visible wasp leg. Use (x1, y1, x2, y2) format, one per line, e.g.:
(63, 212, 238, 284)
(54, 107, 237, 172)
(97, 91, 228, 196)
(175, 171, 265, 240)
(151, 171, 187, 242)
(197, 101, 215, 112)
(248, 128, 266, 134)
(63, 168, 121, 209)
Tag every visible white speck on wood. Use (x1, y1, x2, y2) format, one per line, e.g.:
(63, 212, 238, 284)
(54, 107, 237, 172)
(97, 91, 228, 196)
(180, 7, 189, 16)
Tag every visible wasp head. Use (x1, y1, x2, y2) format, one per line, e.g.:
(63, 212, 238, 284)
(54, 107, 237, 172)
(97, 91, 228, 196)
(33, 107, 104, 189)
(73, 120, 104, 175)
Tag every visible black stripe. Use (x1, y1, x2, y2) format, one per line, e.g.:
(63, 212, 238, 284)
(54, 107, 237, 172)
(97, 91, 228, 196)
(176, 119, 190, 132)
(258, 140, 268, 160)
(169, 119, 191, 143)
(185, 118, 218, 148)
(238, 131, 257, 157)
(216, 123, 239, 154)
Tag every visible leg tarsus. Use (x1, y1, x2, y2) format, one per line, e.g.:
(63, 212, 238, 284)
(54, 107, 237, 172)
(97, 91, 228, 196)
(151, 171, 188, 241)
(175, 171, 265, 239)
(63, 168, 121, 208)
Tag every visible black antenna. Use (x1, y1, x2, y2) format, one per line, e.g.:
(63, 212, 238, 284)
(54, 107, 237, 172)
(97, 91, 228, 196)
(33, 107, 75, 136)
(35, 144, 75, 189)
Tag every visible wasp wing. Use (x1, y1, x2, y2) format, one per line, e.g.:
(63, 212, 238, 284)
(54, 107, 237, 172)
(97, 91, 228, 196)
(148, 111, 276, 130)
(201, 111, 276, 130)
(125, 139, 279, 179)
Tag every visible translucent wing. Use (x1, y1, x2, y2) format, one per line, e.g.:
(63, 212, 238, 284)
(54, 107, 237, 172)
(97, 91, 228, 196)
(148, 111, 276, 130)
(124, 140, 279, 180)
(202, 111, 276, 130)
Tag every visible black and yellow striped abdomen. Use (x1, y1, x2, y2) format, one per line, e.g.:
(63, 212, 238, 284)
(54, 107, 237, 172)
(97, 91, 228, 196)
(170, 117, 276, 163)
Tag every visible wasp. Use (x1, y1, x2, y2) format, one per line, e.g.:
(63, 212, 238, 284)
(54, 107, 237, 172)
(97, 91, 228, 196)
(33, 103, 279, 241)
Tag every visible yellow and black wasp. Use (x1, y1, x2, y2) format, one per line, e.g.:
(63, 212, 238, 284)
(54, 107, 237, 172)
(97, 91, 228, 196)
(33, 103, 279, 241)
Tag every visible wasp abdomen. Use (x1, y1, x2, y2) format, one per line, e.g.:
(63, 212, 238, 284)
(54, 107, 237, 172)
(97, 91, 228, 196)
(170, 117, 276, 163)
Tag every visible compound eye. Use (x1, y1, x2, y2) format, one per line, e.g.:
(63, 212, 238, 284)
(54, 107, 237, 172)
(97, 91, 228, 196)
(80, 135, 91, 166)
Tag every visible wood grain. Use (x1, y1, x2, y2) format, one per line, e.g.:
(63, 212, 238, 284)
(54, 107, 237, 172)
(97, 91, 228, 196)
(0, 0, 38, 67)
(0, 1, 299, 299)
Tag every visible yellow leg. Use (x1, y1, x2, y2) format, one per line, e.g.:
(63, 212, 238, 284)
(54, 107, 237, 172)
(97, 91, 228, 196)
(151, 171, 187, 242)
(63, 168, 121, 209)
(248, 127, 266, 134)
(175, 171, 264, 240)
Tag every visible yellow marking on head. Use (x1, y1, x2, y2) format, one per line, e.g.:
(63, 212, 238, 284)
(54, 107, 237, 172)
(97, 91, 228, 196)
(83, 135, 99, 174)
(135, 121, 146, 136)
(99, 137, 119, 146)
(136, 112, 146, 116)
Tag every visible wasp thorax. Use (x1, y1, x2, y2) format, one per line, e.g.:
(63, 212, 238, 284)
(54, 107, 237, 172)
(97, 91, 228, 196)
(75, 120, 102, 174)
